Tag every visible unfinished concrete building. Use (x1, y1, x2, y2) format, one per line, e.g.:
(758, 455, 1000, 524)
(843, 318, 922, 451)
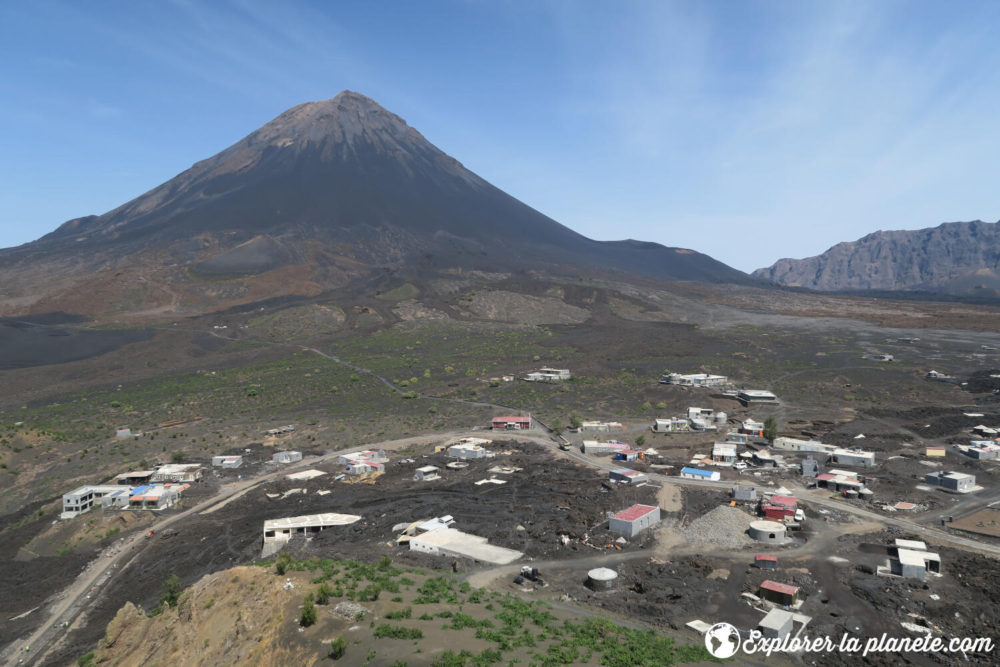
(61, 485, 124, 519)
(152, 464, 203, 483)
(271, 450, 303, 464)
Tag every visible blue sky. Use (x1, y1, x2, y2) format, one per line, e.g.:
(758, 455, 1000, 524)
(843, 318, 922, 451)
(1, 1, 999, 272)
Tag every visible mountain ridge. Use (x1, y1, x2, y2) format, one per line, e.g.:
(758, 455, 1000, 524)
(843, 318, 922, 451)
(753, 220, 1000, 296)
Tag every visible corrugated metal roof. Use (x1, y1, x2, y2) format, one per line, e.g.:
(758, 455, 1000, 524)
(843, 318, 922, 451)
(681, 467, 714, 477)
(770, 495, 797, 507)
(760, 580, 799, 595)
(755, 555, 778, 562)
(612, 504, 658, 522)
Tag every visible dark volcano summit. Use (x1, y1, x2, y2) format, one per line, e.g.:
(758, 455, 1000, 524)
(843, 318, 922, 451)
(0, 91, 747, 318)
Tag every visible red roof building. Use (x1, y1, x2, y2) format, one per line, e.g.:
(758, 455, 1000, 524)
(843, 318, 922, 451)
(612, 504, 659, 522)
(755, 555, 778, 569)
(492, 416, 531, 430)
(770, 495, 797, 508)
(761, 504, 795, 521)
(609, 504, 661, 537)
(759, 580, 799, 605)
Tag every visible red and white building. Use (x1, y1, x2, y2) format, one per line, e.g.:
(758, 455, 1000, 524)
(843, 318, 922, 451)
(492, 416, 531, 430)
(609, 504, 660, 538)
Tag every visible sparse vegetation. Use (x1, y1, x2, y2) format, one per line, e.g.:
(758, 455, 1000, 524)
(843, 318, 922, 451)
(329, 636, 347, 659)
(160, 574, 182, 609)
(373, 624, 423, 639)
(300, 592, 317, 627)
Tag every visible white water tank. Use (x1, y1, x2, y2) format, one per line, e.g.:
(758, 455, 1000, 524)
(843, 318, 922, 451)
(715, 412, 727, 424)
(587, 567, 618, 590)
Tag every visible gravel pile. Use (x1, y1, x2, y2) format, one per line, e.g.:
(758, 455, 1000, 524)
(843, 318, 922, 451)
(680, 505, 755, 549)
(331, 601, 370, 620)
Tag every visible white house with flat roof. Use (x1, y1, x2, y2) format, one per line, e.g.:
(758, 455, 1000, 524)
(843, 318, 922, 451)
(660, 373, 729, 387)
(738, 390, 778, 405)
(773, 437, 836, 454)
(828, 448, 876, 468)
(409, 527, 523, 564)
(924, 471, 978, 493)
(712, 443, 737, 464)
(524, 368, 571, 382)
(414, 465, 441, 481)
(271, 450, 302, 464)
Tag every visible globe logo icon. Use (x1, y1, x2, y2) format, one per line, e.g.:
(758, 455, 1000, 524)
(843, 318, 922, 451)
(705, 622, 741, 658)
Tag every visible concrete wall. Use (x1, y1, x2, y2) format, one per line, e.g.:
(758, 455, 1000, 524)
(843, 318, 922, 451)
(609, 507, 661, 538)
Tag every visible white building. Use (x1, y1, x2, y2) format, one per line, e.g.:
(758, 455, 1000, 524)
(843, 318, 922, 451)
(338, 449, 389, 465)
(679, 467, 721, 482)
(772, 437, 836, 454)
(448, 442, 490, 459)
(828, 448, 876, 468)
(579, 421, 625, 432)
(659, 373, 729, 387)
(127, 484, 181, 510)
(609, 468, 649, 484)
(924, 471, 977, 493)
(414, 465, 441, 481)
(652, 418, 690, 433)
(741, 419, 764, 436)
(346, 461, 384, 475)
(737, 390, 779, 406)
(271, 450, 302, 464)
(712, 443, 737, 463)
(152, 464, 203, 483)
(524, 368, 571, 382)
(61, 485, 124, 519)
(409, 527, 523, 564)
(212, 455, 243, 468)
(581, 440, 629, 454)
(758, 608, 794, 640)
(263, 513, 361, 544)
(894, 548, 941, 580)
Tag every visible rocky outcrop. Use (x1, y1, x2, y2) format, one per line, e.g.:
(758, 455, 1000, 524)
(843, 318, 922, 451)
(753, 220, 1000, 295)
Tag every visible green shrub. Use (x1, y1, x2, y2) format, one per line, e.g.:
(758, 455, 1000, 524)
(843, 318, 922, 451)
(300, 592, 317, 627)
(160, 574, 182, 609)
(329, 636, 347, 660)
(373, 624, 423, 639)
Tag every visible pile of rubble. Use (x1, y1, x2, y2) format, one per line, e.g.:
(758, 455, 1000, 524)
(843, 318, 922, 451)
(680, 505, 755, 549)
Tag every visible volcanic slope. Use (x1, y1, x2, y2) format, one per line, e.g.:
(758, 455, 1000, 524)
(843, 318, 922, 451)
(0, 91, 748, 320)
